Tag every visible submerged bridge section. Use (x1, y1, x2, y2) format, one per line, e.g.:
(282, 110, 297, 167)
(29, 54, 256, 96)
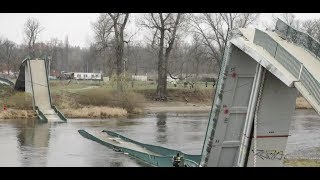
(0, 77, 14, 87)
(200, 19, 320, 167)
(78, 129, 200, 167)
(14, 58, 66, 123)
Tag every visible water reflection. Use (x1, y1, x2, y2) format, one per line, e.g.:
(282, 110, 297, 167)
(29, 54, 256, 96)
(17, 121, 50, 148)
(116, 119, 140, 127)
(4, 119, 52, 166)
(285, 109, 320, 158)
(0, 117, 169, 167)
(0, 114, 209, 166)
(109, 161, 123, 167)
(0, 109, 318, 166)
(156, 113, 167, 143)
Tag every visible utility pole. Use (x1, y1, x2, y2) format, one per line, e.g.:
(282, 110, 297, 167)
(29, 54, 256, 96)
(48, 56, 51, 77)
(123, 58, 127, 77)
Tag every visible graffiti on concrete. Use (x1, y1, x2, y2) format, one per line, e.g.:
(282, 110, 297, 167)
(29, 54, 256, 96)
(252, 149, 284, 160)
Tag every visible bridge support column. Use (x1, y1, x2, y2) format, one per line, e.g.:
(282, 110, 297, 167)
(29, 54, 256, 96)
(200, 44, 298, 167)
(245, 71, 297, 167)
(25, 61, 32, 94)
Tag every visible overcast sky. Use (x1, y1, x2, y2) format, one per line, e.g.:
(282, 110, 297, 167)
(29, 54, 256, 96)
(1, 13, 320, 48)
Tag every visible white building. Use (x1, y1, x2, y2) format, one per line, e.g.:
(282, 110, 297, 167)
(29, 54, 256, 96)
(73, 72, 102, 80)
(132, 75, 148, 81)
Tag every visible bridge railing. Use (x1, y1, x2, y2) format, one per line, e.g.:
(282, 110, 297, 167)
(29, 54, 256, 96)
(275, 18, 320, 60)
(103, 130, 201, 163)
(253, 28, 320, 106)
(300, 66, 320, 104)
(254, 29, 301, 79)
(78, 129, 199, 167)
(274, 45, 301, 78)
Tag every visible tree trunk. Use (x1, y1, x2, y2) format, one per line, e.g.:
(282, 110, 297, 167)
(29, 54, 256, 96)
(135, 58, 138, 75)
(156, 29, 167, 101)
(163, 51, 170, 97)
(115, 41, 124, 91)
(7, 62, 10, 75)
(194, 59, 200, 92)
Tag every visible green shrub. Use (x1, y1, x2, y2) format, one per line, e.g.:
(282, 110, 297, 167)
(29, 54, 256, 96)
(75, 87, 145, 113)
(6, 92, 33, 110)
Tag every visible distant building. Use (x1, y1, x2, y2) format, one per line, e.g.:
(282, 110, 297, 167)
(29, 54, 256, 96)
(132, 75, 148, 81)
(73, 72, 102, 80)
(0, 70, 16, 78)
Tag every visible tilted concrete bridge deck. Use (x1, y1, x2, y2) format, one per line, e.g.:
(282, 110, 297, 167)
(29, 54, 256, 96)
(201, 18, 320, 167)
(231, 21, 320, 115)
(14, 58, 67, 123)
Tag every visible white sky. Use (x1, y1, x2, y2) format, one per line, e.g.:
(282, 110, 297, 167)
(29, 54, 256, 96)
(0, 13, 320, 48)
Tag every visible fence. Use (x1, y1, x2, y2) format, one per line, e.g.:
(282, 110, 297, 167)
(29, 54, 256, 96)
(253, 28, 320, 106)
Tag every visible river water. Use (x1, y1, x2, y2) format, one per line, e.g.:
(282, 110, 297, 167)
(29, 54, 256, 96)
(0, 109, 319, 166)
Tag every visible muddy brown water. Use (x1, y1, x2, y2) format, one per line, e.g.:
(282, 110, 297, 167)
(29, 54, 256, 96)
(286, 109, 320, 159)
(0, 109, 319, 166)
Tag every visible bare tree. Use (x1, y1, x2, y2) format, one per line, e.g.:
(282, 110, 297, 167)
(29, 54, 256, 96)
(24, 18, 43, 58)
(92, 13, 130, 90)
(167, 36, 192, 81)
(91, 14, 114, 75)
(302, 19, 320, 42)
(126, 42, 142, 75)
(167, 34, 211, 91)
(0, 39, 16, 75)
(190, 13, 259, 69)
(140, 13, 183, 100)
(189, 33, 209, 81)
(46, 38, 63, 72)
(93, 14, 114, 51)
(0, 39, 3, 73)
(63, 36, 69, 71)
(278, 13, 296, 26)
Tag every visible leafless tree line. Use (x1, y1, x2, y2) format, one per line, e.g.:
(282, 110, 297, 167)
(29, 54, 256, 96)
(3, 13, 320, 100)
(92, 13, 130, 90)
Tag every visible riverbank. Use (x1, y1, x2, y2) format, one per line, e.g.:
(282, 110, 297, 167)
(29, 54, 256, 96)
(62, 106, 129, 118)
(0, 106, 133, 120)
(60, 95, 312, 118)
(296, 96, 313, 109)
(0, 108, 318, 167)
(0, 98, 312, 120)
(0, 110, 36, 119)
(0, 82, 314, 119)
(142, 96, 312, 114)
(143, 101, 211, 114)
(284, 158, 320, 167)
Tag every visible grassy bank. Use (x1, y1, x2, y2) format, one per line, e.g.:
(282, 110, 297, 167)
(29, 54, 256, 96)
(61, 106, 127, 118)
(1, 82, 146, 118)
(11, 79, 313, 108)
(284, 158, 320, 167)
(51, 88, 144, 113)
(0, 81, 315, 119)
(296, 96, 313, 109)
(0, 110, 36, 119)
(135, 88, 214, 104)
